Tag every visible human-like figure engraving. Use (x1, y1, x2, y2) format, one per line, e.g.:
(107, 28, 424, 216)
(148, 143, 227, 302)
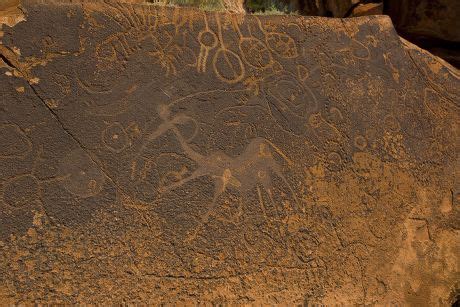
(197, 13, 218, 73)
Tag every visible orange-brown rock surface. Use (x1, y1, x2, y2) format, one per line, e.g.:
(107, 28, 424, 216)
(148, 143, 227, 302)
(0, 0, 459, 305)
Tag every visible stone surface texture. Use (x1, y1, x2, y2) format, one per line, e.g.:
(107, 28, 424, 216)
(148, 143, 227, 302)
(351, 2, 382, 17)
(0, 0, 459, 305)
(384, 0, 460, 68)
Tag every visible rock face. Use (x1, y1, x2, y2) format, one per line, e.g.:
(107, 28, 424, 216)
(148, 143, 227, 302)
(0, 0, 24, 27)
(351, 2, 382, 17)
(384, 0, 460, 68)
(385, 0, 459, 43)
(0, 0, 459, 305)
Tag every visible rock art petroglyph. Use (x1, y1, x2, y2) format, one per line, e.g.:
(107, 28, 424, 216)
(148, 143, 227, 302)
(0, 0, 458, 305)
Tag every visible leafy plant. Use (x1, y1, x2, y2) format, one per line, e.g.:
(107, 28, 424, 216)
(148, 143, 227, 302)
(145, 0, 295, 14)
(246, 0, 293, 14)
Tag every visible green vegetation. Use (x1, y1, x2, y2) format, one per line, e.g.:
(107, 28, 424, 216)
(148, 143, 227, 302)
(146, 0, 226, 11)
(245, 0, 290, 14)
(145, 0, 295, 14)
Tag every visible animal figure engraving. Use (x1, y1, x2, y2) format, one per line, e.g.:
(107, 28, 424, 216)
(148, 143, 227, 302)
(140, 104, 299, 241)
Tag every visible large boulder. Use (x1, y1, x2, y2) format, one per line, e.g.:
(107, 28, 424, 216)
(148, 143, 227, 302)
(384, 0, 460, 67)
(385, 0, 460, 42)
(0, 0, 458, 305)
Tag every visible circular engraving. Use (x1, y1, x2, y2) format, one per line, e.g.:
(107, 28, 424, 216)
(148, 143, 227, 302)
(239, 37, 272, 69)
(354, 135, 367, 150)
(102, 123, 131, 153)
(213, 48, 245, 84)
(198, 30, 218, 49)
(59, 149, 106, 198)
(266, 32, 298, 59)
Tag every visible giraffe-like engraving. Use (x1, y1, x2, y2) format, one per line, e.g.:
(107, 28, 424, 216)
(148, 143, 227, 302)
(140, 104, 299, 241)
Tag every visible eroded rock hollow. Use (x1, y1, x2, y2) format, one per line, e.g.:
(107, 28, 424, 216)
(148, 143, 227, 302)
(0, 0, 459, 305)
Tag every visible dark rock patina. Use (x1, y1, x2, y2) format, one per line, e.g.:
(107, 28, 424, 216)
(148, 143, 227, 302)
(0, 0, 459, 304)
